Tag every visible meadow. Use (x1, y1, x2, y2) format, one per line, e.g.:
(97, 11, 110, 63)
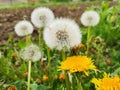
(0, 1, 120, 90)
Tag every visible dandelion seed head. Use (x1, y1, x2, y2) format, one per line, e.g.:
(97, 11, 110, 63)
(14, 20, 34, 36)
(20, 44, 41, 62)
(80, 10, 100, 26)
(43, 18, 82, 50)
(31, 7, 54, 28)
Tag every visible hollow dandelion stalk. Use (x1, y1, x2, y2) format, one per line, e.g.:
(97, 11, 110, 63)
(27, 60, 31, 90)
(76, 73, 83, 90)
(38, 30, 41, 48)
(47, 46, 51, 68)
(26, 36, 32, 90)
(86, 27, 91, 55)
(62, 49, 72, 90)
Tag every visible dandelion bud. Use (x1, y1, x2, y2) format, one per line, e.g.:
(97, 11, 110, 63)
(90, 48, 96, 54)
(106, 58, 111, 66)
(11, 53, 17, 58)
(43, 75, 48, 81)
(59, 73, 65, 80)
(36, 78, 41, 84)
(54, 75, 58, 80)
(15, 60, 22, 67)
(23, 71, 28, 78)
(7, 85, 17, 90)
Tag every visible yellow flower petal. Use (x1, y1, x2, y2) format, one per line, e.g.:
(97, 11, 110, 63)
(58, 56, 96, 76)
(91, 72, 120, 90)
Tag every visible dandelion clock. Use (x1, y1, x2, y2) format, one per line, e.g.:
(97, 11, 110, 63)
(80, 10, 100, 27)
(31, 7, 55, 28)
(43, 18, 82, 51)
(20, 44, 41, 62)
(14, 20, 34, 37)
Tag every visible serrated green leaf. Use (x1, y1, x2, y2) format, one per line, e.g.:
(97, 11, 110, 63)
(30, 83, 38, 90)
(111, 67, 120, 76)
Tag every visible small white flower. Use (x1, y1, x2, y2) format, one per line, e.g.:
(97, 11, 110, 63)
(43, 18, 82, 50)
(31, 7, 54, 28)
(20, 44, 41, 62)
(80, 10, 100, 26)
(14, 20, 34, 36)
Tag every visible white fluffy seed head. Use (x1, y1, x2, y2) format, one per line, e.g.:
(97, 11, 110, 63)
(31, 7, 55, 28)
(43, 18, 82, 51)
(80, 10, 100, 26)
(14, 20, 34, 36)
(20, 44, 41, 62)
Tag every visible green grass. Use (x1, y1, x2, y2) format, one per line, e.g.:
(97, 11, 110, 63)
(0, 2, 75, 9)
(0, 1, 101, 10)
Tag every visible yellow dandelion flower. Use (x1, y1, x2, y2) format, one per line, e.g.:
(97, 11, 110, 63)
(91, 72, 120, 90)
(58, 56, 96, 76)
(43, 75, 48, 81)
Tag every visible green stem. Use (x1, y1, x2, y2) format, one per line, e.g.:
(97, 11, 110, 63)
(26, 35, 32, 90)
(86, 27, 91, 56)
(47, 46, 52, 86)
(76, 73, 83, 90)
(27, 61, 32, 90)
(65, 72, 72, 90)
(38, 30, 41, 48)
(62, 49, 65, 61)
(38, 28, 44, 59)
(47, 47, 51, 68)
(38, 28, 43, 48)
(62, 49, 72, 90)
(77, 78, 82, 90)
(26, 35, 31, 45)
(96, 45, 101, 68)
